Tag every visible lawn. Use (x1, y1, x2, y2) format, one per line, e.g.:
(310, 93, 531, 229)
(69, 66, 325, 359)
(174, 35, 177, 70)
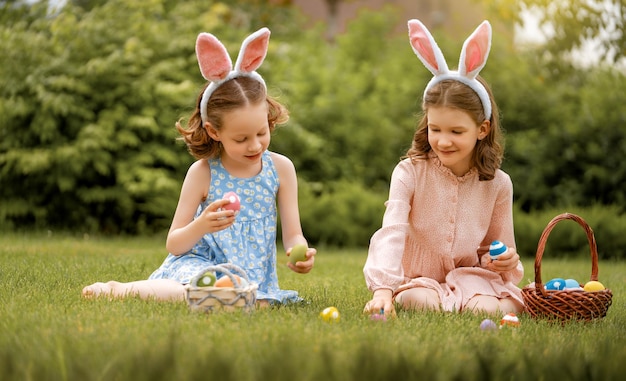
(0, 232, 624, 380)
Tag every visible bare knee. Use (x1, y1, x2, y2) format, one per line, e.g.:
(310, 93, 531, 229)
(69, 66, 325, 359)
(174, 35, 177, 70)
(499, 298, 524, 314)
(396, 287, 441, 311)
(465, 295, 501, 314)
(465, 295, 523, 315)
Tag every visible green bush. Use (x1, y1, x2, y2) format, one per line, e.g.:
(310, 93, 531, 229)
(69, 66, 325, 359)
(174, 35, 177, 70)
(0, 0, 297, 234)
(499, 67, 626, 211)
(513, 204, 626, 260)
(1, 1, 625, 248)
(297, 179, 387, 247)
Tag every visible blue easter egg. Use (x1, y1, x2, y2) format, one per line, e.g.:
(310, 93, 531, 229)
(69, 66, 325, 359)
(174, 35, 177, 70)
(489, 240, 507, 259)
(564, 278, 580, 289)
(545, 278, 567, 290)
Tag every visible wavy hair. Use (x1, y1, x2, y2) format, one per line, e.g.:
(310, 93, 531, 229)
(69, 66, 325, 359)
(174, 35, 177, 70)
(176, 76, 289, 159)
(405, 76, 503, 181)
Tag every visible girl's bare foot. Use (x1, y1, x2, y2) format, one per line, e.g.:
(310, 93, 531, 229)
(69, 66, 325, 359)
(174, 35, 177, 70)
(81, 281, 120, 298)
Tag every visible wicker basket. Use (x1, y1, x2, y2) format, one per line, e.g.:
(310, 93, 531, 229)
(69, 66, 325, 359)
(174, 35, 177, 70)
(184, 263, 258, 313)
(522, 213, 613, 322)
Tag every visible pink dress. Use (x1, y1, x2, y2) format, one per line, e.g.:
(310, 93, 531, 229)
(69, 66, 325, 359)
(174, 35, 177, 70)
(363, 153, 524, 312)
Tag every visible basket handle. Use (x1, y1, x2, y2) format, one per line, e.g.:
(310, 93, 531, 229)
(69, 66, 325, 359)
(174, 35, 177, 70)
(533, 213, 599, 294)
(189, 263, 251, 288)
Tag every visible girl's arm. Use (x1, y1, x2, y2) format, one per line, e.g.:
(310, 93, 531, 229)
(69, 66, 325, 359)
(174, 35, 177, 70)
(482, 172, 523, 284)
(272, 152, 315, 274)
(363, 160, 414, 315)
(363, 161, 413, 293)
(166, 160, 236, 255)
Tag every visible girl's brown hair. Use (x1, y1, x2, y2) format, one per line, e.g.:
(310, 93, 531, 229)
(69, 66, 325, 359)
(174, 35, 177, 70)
(405, 76, 503, 181)
(176, 76, 289, 159)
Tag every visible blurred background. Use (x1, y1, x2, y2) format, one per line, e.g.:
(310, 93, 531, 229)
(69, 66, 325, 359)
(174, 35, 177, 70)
(1, 0, 625, 258)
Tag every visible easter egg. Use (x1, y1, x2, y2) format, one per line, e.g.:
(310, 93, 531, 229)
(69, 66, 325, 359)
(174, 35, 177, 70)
(289, 244, 308, 264)
(489, 240, 507, 260)
(320, 307, 340, 323)
(196, 271, 216, 287)
(214, 274, 247, 288)
(499, 313, 520, 328)
(545, 278, 566, 291)
(222, 191, 240, 212)
(564, 278, 582, 290)
(370, 308, 387, 322)
(583, 281, 605, 292)
(480, 319, 498, 331)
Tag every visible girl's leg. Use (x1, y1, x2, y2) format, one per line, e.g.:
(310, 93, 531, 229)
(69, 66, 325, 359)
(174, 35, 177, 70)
(82, 279, 185, 301)
(464, 295, 501, 314)
(497, 297, 525, 314)
(464, 295, 524, 315)
(395, 287, 441, 311)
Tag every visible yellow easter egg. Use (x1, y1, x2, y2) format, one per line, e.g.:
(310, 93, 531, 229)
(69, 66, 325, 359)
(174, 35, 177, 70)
(583, 281, 605, 292)
(320, 307, 340, 323)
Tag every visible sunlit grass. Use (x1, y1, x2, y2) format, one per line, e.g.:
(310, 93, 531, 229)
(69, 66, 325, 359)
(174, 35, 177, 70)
(1, 232, 624, 380)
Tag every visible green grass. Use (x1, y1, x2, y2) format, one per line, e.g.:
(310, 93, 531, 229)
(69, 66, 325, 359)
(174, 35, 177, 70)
(1, 232, 625, 380)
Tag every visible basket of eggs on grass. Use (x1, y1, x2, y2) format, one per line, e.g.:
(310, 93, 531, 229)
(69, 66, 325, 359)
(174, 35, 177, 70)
(522, 213, 613, 322)
(185, 263, 258, 313)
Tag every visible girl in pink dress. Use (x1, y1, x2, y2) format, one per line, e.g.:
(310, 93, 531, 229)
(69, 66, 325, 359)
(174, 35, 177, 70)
(363, 20, 524, 317)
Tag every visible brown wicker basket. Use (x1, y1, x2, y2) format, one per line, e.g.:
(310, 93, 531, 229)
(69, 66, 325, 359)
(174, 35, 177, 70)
(184, 263, 258, 313)
(522, 213, 613, 322)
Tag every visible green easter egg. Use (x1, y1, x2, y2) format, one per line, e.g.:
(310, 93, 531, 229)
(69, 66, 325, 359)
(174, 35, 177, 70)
(289, 244, 308, 264)
(196, 272, 216, 287)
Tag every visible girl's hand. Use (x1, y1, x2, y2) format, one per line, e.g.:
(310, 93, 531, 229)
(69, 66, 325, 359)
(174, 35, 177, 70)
(197, 199, 236, 233)
(487, 247, 520, 273)
(286, 247, 316, 274)
(363, 289, 395, 317)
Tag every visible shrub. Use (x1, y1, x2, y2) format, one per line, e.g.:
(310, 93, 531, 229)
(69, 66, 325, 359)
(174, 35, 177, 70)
(297, 179, 387, 247)
(513, 204, 626, 260)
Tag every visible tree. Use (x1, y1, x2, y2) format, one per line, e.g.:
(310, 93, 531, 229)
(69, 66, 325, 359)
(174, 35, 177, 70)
(0, 0, 300, 233)
(2, 0, 624, 244)
(517, 0, 624, 68)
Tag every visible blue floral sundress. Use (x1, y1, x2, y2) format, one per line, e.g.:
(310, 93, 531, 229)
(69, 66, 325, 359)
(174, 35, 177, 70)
(148, 151, 300, 304)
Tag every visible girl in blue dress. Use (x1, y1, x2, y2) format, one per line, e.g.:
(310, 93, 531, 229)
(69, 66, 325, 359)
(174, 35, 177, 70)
(82, 28, 316, 306)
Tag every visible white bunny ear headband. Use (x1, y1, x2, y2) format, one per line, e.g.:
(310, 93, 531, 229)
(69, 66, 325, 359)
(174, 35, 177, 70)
(408, 19, 492, 120)
(196, 27, 271, 124)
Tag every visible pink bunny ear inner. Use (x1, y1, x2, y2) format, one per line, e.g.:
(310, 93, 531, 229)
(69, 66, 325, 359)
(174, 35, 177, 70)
(236, 27, 270, 73)
(196, 33, 232, 81)
(460, 21, 491, 78)
(408, 20, 440, 73)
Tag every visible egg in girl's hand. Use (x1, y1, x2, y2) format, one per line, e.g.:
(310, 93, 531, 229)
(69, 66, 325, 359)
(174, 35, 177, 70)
(583, 281, 605, 292)
(288, 244, 308, 265)
(222, 191, 240, 212)
(489, 240, 507, 260)
(545, 278, 567, 290)
(370, 308, 387, 322)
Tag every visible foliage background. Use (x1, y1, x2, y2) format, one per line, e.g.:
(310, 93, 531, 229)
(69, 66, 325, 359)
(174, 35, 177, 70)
(1, 0, 625, 256)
